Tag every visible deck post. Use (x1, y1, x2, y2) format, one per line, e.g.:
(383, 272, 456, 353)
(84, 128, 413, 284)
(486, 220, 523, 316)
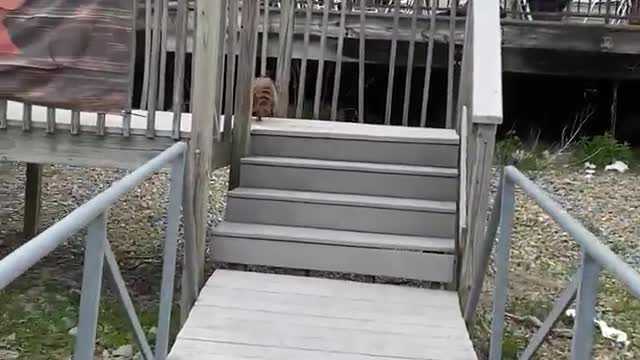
(180, 0, 226, 324)
(23, 162, 43, 240)
(229, 0, 259, 190)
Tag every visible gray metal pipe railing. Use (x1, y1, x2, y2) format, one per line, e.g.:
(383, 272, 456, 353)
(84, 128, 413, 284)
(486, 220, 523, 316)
(0, 142, 186, 289)
(466, 165, 640, 360)
(0, 141, 187, 360)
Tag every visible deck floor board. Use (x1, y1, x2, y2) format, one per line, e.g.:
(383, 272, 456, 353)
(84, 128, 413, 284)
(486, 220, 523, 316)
(168, 270, 477, 360)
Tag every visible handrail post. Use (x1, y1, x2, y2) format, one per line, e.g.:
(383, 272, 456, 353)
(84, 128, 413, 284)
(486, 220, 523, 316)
(570, 252, 601, 359)
(74, 213, 107, 360)
(155, 152, 186, 360)
(488, 174, 516, 360)
(463, 174, 503, 325)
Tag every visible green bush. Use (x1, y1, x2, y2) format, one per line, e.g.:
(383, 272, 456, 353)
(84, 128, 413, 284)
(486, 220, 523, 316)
(495, 130, 545, 171)
(574, 133, 633, 168)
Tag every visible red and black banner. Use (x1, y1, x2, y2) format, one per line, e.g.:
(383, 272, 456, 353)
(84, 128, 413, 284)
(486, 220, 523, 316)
(0, 0, 133, 112)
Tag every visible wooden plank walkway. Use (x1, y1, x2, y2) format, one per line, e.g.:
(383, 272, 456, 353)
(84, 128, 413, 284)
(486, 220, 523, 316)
(168, 270, 477, 360)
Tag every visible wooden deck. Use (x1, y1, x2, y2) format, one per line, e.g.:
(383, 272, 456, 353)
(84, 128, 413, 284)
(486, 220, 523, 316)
(168, 270, 478, 360)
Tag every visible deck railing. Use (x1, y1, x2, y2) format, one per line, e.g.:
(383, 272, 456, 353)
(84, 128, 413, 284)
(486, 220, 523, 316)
(464, 166, 640, 359)
(455, 0, 503, 295)
(502, 0, 640, 24)
(0, 142, 187, 360)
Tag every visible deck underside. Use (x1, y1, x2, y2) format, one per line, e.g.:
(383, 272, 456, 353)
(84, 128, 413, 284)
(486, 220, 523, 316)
(168, 270, 477, 360)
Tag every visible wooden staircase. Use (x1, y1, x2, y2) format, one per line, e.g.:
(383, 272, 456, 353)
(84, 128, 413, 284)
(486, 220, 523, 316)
(213, 118, 460, 284)
(168, 119, 477, 360)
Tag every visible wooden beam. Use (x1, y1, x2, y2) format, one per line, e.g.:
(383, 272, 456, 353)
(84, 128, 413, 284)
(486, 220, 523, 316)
(23, 163, 43, 240)
(229, 0, 258, 190)
(502, 19, 640, 55)
(180, 0, 226, 325)
(0, 127, 231, 170)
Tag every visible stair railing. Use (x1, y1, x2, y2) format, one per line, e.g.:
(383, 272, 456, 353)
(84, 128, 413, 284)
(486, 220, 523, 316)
(464, 166, 640, 360)
(455, 0, 503, 296)
(0, 142, 187, 360)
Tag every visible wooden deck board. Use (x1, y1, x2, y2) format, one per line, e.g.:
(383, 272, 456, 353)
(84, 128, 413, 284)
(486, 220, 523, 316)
(168, 270, 477, 360)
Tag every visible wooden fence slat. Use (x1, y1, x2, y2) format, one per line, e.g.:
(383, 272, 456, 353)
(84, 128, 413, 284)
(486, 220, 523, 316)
(445, 0, 457, 129)
(276, 0, 295, 117)
(123, 0, 138, 137)
(70, 110, 80, 135)
(141, 0, 153, 109)
(188, 0, 198, 113)
(0, 100, 6, 129)
(158, 0, 169, 109)
(295, 0, 313, 118)
(253, 0, 260, 77)
(384, 0, 401, 125)
(313, 1, 331, 119)
(358, 0, 365, 123)
(146, 0, 165, 138)
(22, 103, 32, 131)
(224, 0, 239, 140)
(330, 0, 348, 121)
(260, 0, 270, 76)
(419, 0, 437, 128)
(97, 113, 106, 136)
(171, 0, 189, 140)
(401, 0, 420, 127)
(46, 107, 56, 134)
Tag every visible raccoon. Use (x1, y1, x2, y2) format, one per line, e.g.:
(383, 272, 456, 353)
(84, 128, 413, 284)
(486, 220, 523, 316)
(251, 76, 278, 121)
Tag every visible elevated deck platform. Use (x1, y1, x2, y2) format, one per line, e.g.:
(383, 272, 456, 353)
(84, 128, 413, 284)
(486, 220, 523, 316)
(168, 270, 477, 360)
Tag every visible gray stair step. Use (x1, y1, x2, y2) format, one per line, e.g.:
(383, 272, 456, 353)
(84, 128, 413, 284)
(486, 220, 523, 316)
(211, 222, 456, 283)
(252, 118, 460, 144)
(250, 119, 459, 167)
(226, 188, 456, 238)
(240, 156, 459, 201)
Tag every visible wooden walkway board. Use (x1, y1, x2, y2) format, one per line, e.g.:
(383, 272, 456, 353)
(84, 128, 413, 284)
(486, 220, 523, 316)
(168, 270, 478, 360)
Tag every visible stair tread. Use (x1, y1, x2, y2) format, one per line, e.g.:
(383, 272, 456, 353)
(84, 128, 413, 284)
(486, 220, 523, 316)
(228, 187, 456, 213)
(241, 156, 458, 177)
(214, 222, 455, 253)
(251, 118, 459, 145)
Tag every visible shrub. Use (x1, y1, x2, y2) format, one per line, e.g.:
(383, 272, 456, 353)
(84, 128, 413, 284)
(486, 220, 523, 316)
(574, 133, 633, 168)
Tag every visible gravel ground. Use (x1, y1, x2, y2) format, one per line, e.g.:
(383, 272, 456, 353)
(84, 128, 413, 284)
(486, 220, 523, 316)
(473, 167, 640, 359)
(1, 162, 640, 359)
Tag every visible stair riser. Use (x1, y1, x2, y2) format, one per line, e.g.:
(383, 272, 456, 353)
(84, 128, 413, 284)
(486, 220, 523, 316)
(226, 197, 456, 238)
(251, 135, 459, 167)
(240, 164, 458, 201)
(211, 236, 455, 283)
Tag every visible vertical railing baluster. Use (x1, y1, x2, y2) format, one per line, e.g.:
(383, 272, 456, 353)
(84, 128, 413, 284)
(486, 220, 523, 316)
(0, 99, 6, 129)
(71, 110, 80, 135)
(155, 153, 186, 360)
(384, 0, 400, 125)
(401, 0, 419, 127)
(330, 0, 347, 121)
(46, 107, 56, 134)
(570, 252, 601, 360)
(22, 103, 32, 131)
(357, 0, 366, 123)
(419, 0, 437, 127)
(172, 0, 189, 140)
(445, 0, 457, 129)
(295, 0, 313, 118)
(97, 113, 106, 136)
(74, 213, 107, 360)
(313, 0, 330, 119)
(488, 175, 516, 360)
(260, 0, 270, 76)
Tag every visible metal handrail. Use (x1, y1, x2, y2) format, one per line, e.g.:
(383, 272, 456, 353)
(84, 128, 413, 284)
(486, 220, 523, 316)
(465, 165, 640, 360)
(0, 141, 187, 360)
